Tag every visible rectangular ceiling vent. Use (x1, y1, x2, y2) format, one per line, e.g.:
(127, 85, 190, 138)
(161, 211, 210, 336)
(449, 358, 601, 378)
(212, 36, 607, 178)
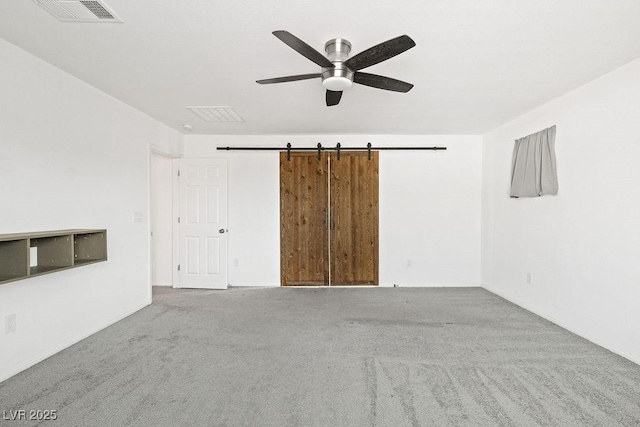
(187, 106, 245, 123)
(35, 0, 123, 23)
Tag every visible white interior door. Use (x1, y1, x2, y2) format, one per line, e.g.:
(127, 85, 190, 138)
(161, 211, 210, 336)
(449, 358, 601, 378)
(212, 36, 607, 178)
(178, 158, 228, 289)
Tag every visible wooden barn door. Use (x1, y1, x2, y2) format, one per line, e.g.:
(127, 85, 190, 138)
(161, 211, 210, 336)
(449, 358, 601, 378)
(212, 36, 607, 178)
(330, 152, 379, 286)
(280, 150, 378, 286)
(280, 152, 329, 286)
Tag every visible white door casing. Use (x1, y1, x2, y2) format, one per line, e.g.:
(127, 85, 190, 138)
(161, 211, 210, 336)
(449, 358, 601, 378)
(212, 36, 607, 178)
(150, 151, 174, 287)
(178, 158, 228, 289)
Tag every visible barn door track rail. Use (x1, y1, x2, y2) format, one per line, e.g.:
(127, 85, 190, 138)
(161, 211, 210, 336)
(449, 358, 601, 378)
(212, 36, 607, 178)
(218, 143, 447, 160)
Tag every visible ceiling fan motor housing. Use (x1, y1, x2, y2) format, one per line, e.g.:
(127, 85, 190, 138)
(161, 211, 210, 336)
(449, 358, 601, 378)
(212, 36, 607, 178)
(322, 38, 354, 91)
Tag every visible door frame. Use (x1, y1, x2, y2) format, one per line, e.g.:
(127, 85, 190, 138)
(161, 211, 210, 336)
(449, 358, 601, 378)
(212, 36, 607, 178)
(147, 145, 180, 302)
(171, 157, 180, 288)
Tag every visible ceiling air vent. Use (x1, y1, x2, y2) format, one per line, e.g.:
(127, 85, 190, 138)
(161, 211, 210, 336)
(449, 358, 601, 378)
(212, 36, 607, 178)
(35, 0, 123, 23)
(187, 106, 245, 123)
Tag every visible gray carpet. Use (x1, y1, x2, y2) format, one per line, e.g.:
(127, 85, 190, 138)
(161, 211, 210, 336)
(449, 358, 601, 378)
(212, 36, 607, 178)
(1, 287, 639, 426)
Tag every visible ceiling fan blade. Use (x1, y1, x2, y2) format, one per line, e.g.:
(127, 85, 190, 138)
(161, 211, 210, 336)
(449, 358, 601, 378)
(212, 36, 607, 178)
(272, 31, 334, 68)
(256, 73, 321, 84)
(353, 72, 414, 92)
(326, 90, 342, 106)
(344, 35, 416, 71)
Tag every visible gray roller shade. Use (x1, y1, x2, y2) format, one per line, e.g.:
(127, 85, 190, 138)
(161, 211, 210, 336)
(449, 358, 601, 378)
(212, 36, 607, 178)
(510, 125, 558, 197)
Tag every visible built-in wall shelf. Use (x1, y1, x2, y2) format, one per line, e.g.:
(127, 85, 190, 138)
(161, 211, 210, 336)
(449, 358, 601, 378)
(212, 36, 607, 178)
(0, 229, 107, 285)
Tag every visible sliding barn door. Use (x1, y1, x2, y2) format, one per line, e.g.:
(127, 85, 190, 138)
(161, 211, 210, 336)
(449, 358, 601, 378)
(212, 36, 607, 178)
(280, 152, 329, 286)
(280, 151, 378, 286)
(330, 152, 379, 286)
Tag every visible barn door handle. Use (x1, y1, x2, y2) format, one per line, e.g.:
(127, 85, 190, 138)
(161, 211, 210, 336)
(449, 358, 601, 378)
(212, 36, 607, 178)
(330, 209, 335, 230)
(324, 210, 328, 229)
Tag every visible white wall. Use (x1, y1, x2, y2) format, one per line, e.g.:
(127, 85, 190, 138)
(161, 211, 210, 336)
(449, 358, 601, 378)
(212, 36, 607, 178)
(184, 134, 482, 287)
(0, 39, 183, 382)
(482, 57, 640, 364)
(150, 152, 174, 286)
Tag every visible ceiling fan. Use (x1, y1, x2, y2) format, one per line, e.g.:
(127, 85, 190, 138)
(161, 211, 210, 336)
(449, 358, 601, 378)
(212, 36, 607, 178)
(256, 31, 416, 106)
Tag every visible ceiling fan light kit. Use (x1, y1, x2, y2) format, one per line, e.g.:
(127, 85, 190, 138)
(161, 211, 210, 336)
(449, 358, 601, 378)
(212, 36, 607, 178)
(321, 38, 354, 91)
(257, 31, 415, 106)
(322, 71, 353, 91)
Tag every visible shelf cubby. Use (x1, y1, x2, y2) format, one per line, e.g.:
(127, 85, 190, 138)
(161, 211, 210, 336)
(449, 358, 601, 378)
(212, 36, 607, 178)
(74, 231, 108, 266)
(30, 235, 73, 276)
(0, 229, 107, 285)
(0, 239, 29, 283)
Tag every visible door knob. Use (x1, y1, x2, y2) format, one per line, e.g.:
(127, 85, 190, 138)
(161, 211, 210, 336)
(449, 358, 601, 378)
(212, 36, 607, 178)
(219, 229, 226, 234)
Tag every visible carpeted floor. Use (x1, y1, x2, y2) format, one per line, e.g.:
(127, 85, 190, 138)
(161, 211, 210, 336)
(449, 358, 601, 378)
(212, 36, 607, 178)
(1, 287, 639, 426)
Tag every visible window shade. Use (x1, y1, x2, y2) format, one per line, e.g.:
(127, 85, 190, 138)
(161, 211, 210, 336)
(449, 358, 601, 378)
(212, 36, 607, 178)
(510, 125, 558, 198)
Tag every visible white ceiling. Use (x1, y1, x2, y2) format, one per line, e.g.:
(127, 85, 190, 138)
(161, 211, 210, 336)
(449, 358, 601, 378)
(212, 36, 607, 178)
(1, 0, 640, 135)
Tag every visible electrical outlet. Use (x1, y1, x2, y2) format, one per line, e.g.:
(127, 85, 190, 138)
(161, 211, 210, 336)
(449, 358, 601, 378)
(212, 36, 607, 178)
(133, 211, 142, 222)
(406, 259, 412, 268)
(526, 273, 533, 284)
(5, 314, 16, 334)
(233, 258, 240, 267)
